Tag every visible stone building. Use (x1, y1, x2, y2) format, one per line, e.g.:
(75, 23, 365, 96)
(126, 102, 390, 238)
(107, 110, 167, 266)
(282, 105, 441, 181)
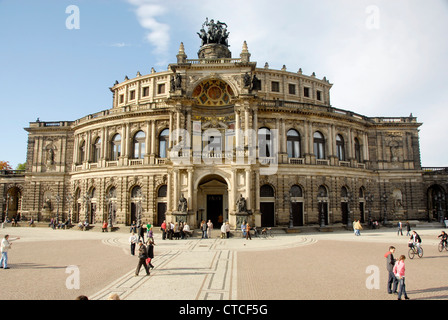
(1, 20, 447, 228)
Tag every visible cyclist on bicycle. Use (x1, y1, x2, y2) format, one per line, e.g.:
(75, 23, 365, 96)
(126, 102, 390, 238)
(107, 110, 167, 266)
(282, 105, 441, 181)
(438, 231, 447, 247)
(409, 230, 422, 253)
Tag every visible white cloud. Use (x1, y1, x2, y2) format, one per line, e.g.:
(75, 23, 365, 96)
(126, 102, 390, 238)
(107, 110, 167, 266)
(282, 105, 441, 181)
(126, 0, 170, 64)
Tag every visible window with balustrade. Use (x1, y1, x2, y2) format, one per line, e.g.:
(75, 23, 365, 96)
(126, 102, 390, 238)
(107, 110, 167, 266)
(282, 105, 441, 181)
(287, 129, 301, 158)
(133, 131, 146, 159)
(159, 129, 169, 158)
(110, 134, 121, 161)
(313, 131, 325, 159)
(336, 134, 345, 161)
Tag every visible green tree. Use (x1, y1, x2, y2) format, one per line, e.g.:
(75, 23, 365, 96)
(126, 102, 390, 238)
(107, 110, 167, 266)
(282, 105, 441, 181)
(16, 163, 26, 171)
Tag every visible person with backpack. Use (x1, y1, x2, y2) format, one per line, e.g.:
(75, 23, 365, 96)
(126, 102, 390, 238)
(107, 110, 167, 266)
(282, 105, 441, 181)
(385, 246, 398, 295)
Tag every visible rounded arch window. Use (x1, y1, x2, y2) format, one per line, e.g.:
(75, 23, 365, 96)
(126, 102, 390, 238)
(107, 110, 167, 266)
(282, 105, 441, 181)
(287, 129, 301, 158)
(260, 184, 275, 197)
(133, 130, 146, 159)
(290, 185, 302, 198)
(111, 134, 121, 161)
(157, 185, 167, 198)
(313, 131, 325, 159)
(336, 134, 345, 161)
(159, 129, 169, 158)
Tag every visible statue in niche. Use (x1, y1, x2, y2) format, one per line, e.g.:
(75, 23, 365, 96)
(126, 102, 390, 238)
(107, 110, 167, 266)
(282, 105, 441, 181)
(177, 193, 188, 213)
(46, 147, 55, 165)
(236, 194, 247, 213)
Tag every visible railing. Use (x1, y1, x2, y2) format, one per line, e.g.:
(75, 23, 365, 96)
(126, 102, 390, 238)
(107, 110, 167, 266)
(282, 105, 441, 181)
(0, 170, 25, 176)
(422, 167, 448, 174)
(289, 158, 304, 165)
(316, 159, 329, 166)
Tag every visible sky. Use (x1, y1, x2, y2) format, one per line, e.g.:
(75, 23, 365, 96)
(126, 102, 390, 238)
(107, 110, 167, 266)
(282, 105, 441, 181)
(0, 0, 447, 169)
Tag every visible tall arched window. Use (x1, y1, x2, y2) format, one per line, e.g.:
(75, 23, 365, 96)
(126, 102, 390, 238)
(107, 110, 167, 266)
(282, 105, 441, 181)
(354, 137, 362, 162)
(258, 127, 272, 158)
(159, 129, 169, 158)
(336, 134, 345, 161)
(133, 131, 146, 159)
(287, 129, 301, 158)
(93, 137, 101, 163)
(313, 132, 325, 159)
(111, 134, 121, 161)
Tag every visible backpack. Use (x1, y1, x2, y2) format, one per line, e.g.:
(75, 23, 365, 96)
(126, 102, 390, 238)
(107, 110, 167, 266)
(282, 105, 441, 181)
(384, 251, 391, 258)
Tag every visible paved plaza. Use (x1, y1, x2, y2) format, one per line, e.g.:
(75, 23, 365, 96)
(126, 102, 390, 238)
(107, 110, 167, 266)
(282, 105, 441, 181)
(0, 224, 447, 301)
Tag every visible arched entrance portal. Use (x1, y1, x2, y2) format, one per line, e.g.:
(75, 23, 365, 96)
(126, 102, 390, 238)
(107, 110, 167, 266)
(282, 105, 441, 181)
(197, 174, 228, 229)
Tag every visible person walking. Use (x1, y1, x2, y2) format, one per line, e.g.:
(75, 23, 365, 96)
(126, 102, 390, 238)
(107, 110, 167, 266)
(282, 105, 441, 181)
(245, 223, 252, 240)
(393, 255, 409, 300)
(129, 232, 138, 256)
(241, 221, 247, 238)
(1, 234, 20, 269)
(207, 220, 213, 239)
(135, 241, 150, 276)
(146, 238, 155, 269)
(397, 221, 403, 236)
(201, 220, 208, 239)
(225, 221, 230, 239)
(385, 246, 398, 295)
(161, 220, 167, 240)
(354, 220, 362, 236)
(405, 221, 411, 236)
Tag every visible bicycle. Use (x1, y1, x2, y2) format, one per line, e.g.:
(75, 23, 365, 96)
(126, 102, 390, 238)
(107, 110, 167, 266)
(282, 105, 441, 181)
(438, 240, 448, 252)
(408, 242, 423, 259)
(261, 227, 274, 238)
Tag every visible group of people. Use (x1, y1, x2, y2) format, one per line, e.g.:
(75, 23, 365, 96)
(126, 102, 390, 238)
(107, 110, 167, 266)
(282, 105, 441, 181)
(386, 230, 422, 300)
(129, 233, 156, 276)
(200, 220, 214, 239)
(396, 221, 412, 236)
(48, 218, 72, 230)
(160, 220, 192, 240)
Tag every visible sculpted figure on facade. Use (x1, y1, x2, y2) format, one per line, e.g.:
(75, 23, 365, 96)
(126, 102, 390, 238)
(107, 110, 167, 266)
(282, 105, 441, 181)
(236, 194, 247, 213)
(177, 193, 188, 212)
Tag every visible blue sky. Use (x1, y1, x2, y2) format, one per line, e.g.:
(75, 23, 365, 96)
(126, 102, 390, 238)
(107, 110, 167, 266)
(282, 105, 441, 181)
(1, 0, 447, 168)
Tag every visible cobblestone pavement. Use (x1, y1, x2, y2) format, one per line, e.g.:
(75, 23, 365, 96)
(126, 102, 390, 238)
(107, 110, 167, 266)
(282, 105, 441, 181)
(0, 225, 446, 300)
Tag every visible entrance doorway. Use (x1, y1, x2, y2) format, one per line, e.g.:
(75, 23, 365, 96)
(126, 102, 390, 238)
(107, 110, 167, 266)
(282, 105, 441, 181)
(292, 202, 303, 226)
(207, 195, 223, 227)
(197, 174, 228, 228)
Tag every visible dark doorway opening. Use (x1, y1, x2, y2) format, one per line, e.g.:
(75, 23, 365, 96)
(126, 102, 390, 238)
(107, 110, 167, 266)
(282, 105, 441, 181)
(207, 194, 223, 227)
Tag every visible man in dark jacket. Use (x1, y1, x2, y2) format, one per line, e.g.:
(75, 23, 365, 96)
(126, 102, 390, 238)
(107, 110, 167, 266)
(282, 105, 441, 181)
(386, 246, 398, 294)
(135, 241, 150, 276)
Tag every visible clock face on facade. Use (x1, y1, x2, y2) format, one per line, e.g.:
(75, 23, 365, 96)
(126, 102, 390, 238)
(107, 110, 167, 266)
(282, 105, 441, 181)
(192, 79, 234, 106)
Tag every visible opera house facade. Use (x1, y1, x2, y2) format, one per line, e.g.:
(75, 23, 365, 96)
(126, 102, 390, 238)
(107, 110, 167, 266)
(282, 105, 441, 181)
(1, 20, 447, 229)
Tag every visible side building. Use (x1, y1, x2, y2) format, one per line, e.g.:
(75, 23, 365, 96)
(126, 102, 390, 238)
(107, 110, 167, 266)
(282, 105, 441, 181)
(1, 22, 447, 228)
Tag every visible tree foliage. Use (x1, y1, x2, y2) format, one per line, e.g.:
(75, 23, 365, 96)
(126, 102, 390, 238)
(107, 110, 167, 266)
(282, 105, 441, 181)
(0, 161, 13, 170)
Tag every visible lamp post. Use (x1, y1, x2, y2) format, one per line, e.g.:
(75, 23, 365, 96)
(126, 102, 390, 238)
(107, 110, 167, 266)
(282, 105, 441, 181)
(317, 190, 327, 228)
(66, 194, 73, 223)
(365, 192, 374, 226)
(381, 192, 388, 224)
(83, 193, 91, 223)
(345, 191, 353, 228)
(54, 194, 60, 224)
(284, 192, 294, 229)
